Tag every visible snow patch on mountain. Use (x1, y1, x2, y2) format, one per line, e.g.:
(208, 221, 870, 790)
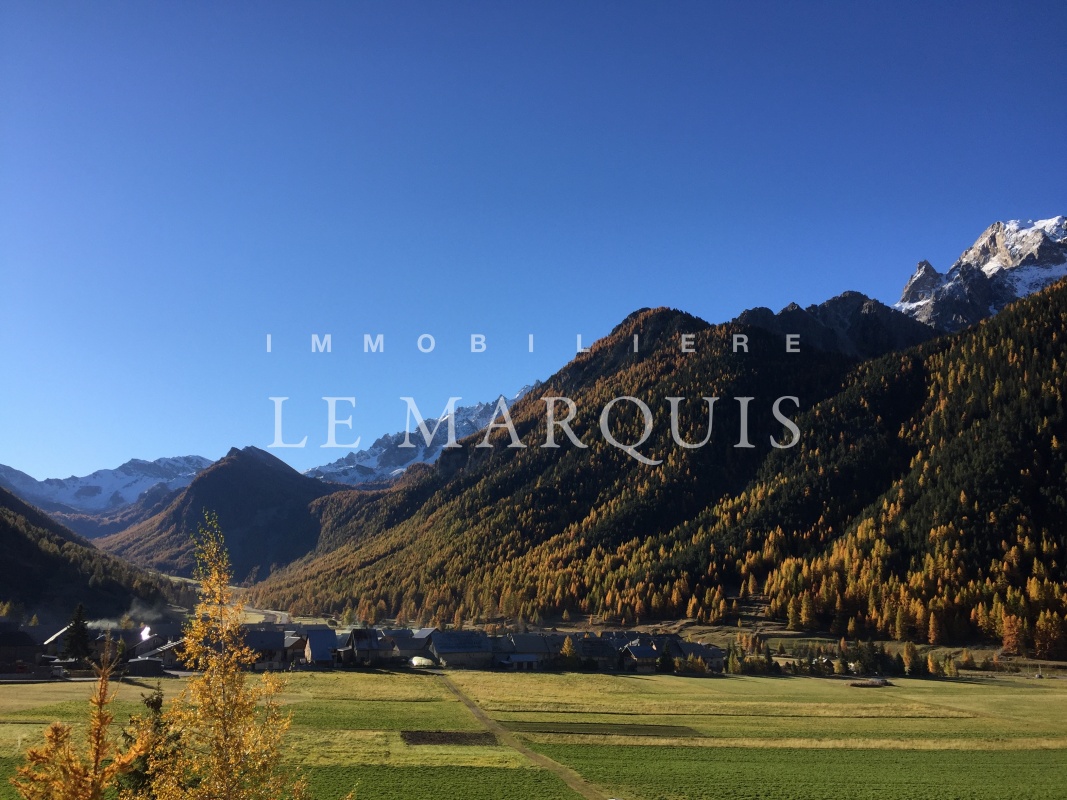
(0, 456, 214, 513)
(896, 216, 1067, 332)
(306, 386, 537, 486)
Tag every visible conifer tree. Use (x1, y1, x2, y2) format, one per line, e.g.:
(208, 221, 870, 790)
(727, 646, 743, 674)
(800, 593, 816, 630)
(656, 644, 675, 674)
(901, 641, 920, 675)
(146, 512, 308, 800)
(64, 603, 92, 662)
(958, 648, 976, 670)
(560, 635, 580, 670)
(1001, 614, 1024, 655)
(11, 639, 147, 799)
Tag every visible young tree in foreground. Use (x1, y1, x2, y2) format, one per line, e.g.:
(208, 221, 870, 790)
(10, 639, 146, 800)
(118, 684, 178, 800)
(144, 512, 308, 800)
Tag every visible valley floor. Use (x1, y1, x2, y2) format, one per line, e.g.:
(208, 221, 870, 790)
(2, 670, 1067, 799)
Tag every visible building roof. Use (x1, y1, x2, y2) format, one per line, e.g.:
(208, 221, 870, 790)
(305, 629, 336, 662)
(430, 630, 491, 654)
(670, 640, 724, 660)
(623, 644, 659, 661)
(43, 625, 71, 647)
(244, 629, 285, 652)
(0, 631, 38, 648)
(577, 638, 618, 659)
(599, 630, 642, 645)
(143, 641, 184, 658)
(508, 633, 553, 655)
(345, 628, 382, 649)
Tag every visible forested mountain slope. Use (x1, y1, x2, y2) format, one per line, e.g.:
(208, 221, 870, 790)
(253, 282, 1066, 656)
(0, 486, 174, 622)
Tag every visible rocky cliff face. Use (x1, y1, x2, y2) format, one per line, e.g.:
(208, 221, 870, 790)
(896, 217, 1067, 332)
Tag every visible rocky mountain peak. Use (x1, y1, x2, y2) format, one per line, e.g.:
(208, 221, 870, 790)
(895, 216, 1067, 333)
(0, 455, 213, 515)
(304, 391, 531, 487)
(735, 291, 934, 360)
(899, 260, 943, 305)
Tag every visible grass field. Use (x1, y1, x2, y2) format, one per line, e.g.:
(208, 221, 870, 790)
(2, 670, 1067, 799)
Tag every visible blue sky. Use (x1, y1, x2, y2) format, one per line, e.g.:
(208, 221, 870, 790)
(2, 1, 1065, 478)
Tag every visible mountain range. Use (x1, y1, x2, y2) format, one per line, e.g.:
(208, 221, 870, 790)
(0, 456, 212, 516)
(97, 446, 342, 582)
(735, 291, 935, 359)
(2, 216, 1064, 653)
(10, 215, 1060, 516)
(305, 386, 536, 486)
(0, 394, 534, 541)
(244, 275, 1066, 655)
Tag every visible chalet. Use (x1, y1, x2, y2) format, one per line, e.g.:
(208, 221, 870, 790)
(599, 630, 645, 651)
(244, 629, 286, 670)
(429, 630, 493, 669)
(141, 640, 184, 669)
(284, 632, 307, 664)
(133, 634, 168, 659)
(541, 632, 569, 658)
(382, 628, 436, 665)
(304, 629, 336, 667)
(42, 625, 71, 657)
(577, 636, 620, 671)
(131, 623, 185, 659)
(665, 640, 725, 673)
(336, 628, 383, 667)
(93, 629, 143, 661)
(496, 633, 555, 671)
(21, 624, 55, 648)
(0, 630, 40, 671)
(622, 644, 659, 673)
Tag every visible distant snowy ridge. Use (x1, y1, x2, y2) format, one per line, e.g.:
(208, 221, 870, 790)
(896, 216, 1067, 332)
(0, 455, 213, 514)
(305, 386, 537, 486)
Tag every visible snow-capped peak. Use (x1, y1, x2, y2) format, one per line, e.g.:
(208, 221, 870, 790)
(0, 455, 213, 513)
(895, 215, 1067, 332)
(305, 391, 530, 486)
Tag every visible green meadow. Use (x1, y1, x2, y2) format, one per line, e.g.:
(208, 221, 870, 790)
(2, 670, 1067, 799)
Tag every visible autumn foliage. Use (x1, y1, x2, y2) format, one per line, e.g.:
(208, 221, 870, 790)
(142, 512, 308, 800)
(10, 640, 147, 800)
(250, 282, 1067, 655)
(12, 513, 309, 800)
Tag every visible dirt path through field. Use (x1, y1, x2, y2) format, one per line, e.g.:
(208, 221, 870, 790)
(440, 674, 613, 800)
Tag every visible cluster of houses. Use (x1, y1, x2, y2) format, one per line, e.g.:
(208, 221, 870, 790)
(1, 617, 724, 677)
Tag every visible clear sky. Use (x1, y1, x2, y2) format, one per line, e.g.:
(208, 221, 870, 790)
(2, 1, 1065, 479)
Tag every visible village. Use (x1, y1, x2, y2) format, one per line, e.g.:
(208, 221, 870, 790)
(0, 616, 725, 679)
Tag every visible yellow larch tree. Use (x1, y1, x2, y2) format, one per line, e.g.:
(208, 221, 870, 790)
(11, 639, 147, 800)
(143, 512, 308, 800)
